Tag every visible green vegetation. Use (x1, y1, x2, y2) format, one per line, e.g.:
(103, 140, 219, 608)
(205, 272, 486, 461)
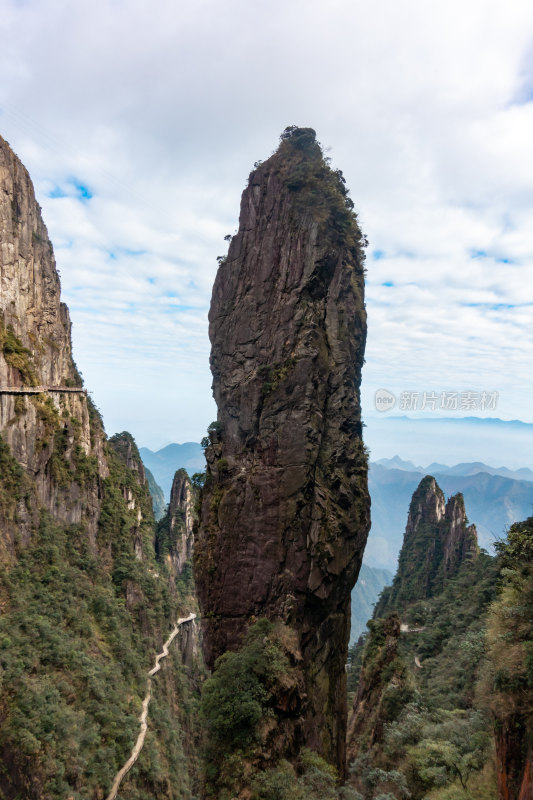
(191, 471, 206, 489)
(201, 619, 298, 798)
(251, 750, 339, 800)
(349, 520, 500, 800)
(486, 517, 533, 712)
(199, 617, 363, 800)
(276, 126, 367, 260)
(0, 317, 38, 385)
(31, 395, 100, 489)
(482, 517, 533, 798)
(0, 428, 202, 798)
(0, 434, 29, 527)
(375, 479, 478, 618)
(201, 619, 290, 752)
(259, 358, 298, 396)
(0, 513, 145, 797)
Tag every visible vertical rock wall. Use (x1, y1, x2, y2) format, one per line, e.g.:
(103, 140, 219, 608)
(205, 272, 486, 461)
(0, 135, 107, 553)
(156, 468, 196, 587)
(195, 127, 370, 770)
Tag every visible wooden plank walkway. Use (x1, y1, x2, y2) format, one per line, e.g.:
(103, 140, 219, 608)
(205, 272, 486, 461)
(0, 386, 87, 394)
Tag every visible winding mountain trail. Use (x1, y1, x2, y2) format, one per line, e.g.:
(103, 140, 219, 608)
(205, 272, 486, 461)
(105, 613, 196, 800)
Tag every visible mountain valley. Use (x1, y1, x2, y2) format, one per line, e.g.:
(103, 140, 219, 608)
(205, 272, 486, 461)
(0, 127, 531, 800)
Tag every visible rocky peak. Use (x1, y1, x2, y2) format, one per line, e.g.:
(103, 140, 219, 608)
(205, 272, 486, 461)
(375, 475, 479, 616)
(443, 492, 478, 578)
(0, 135, 79, 389)
(195, 126, 370, 772)
(406, 475, 446, 530)
(156, 468, 196, 586)
(108, 431, 146, 483)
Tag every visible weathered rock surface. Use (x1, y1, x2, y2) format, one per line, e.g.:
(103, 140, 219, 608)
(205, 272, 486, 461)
(0, 136, 202, 799)
(156, 468, 196, 588)
(195, 126, 370, 770)
(0, 134, 107, 554)
(375, 475, 478, 616)
(495, 720, 532, 800)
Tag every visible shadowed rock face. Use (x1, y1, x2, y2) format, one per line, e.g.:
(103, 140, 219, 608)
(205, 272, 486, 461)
(195, 127, 370, 770)
(156, 468, 195, 587)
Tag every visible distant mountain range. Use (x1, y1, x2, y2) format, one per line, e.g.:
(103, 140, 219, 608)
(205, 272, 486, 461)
(365, 415, 533, 470)
(366, 460, 533, 569)
(375, 455, 533, 483)
(139, 438, 533, 575)
(350, 564, 393, 644)
(139, 442, 204, 499)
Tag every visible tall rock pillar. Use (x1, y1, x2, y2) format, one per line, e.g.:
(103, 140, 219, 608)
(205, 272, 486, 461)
(195, 127, 370, 770)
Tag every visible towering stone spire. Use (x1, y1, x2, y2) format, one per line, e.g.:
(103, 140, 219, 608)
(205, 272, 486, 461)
(195, 127, 370, 770)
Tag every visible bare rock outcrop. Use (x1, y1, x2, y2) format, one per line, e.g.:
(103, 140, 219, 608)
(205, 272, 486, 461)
(0, 134, 202, 800)
(195, 126, 370, 771)
(375, 475, 479, 616)
(0, 135, 107, 554)
(156, 468, 196, 587)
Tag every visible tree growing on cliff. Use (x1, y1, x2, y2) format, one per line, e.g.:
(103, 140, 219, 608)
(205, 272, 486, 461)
(482, 516, 533, 799)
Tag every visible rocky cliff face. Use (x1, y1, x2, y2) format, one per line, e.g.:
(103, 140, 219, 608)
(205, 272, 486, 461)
(195, 126, 370, 771)
(0, 134, 107, 555)
(156, 468, 196, 589)
(0, 135, 201, 799)
(375, 475, 478, 616)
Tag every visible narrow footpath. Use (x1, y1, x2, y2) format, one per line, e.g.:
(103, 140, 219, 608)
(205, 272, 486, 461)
(105, 613, 196, 800)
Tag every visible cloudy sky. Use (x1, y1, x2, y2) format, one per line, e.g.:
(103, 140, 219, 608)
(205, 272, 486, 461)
(1, 0, 532, 451)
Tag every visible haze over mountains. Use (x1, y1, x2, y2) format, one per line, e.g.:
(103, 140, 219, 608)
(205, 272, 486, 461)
(140, 443, 205, 499)
(367, 461, 533, 569)
(141, 439, 533, 572)
(140, 434, 533, 644)
(365, 415, 533, 470)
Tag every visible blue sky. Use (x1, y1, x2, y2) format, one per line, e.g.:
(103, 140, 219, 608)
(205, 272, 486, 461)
(1, 0, 532, 452)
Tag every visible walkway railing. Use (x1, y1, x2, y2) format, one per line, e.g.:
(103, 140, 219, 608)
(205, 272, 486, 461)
(0, 386, 87, 394)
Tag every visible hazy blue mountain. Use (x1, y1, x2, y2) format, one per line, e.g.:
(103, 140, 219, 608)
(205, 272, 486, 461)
(365, 463, 533, 570)
(436, 461, 533, 482)
(144, 467, 166, 521)
(365, 416, 533, 470)
(139, 438, 533, 576)
(425, 461, 451, 474)
(350, 563, 393, 644)
(375, 456, 423, 472)
(377, 455, 533, 483)
(139, 442, 204, 499)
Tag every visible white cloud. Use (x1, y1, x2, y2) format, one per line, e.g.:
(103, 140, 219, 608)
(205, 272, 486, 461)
(1, 0, 532, 453)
